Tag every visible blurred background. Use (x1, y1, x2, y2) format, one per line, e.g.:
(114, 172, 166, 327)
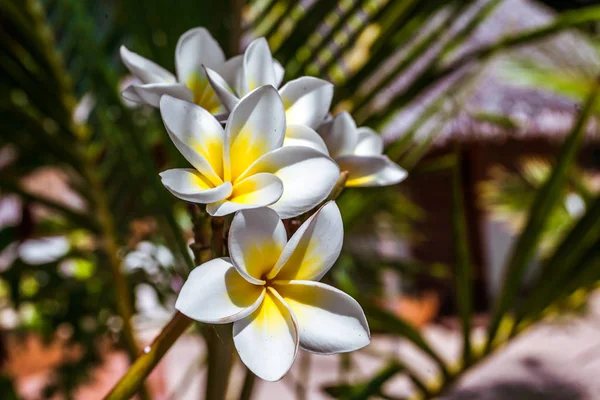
(1, 0, 600, 399)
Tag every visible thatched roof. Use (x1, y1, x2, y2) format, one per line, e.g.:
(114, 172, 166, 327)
(381, 0, 600, 146)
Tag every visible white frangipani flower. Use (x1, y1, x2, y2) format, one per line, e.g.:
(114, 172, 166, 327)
(159, 85, 340, 218)
(176, 203, 370, 381)
(205, 37, 332, 150)
(120, 28, 229, 114)
(317, 112, 408, 187)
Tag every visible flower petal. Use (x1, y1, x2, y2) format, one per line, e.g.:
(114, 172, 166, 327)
(217, 55, 244, 95)
(317, 111, 358, 158)
(242, 38, 277, 95)
(228, 206, 287, 284)
(279, 77, 333, 128)
(336, 155, 408, 187)
(354, 127, 383, 156)
(176, 257, 265, 323)
(268, 201, 342, 280)
(122, 83, 194, 108)
(238, 147, 340, 219)
(206, 173, 284, 217)
(175, 27, 226, 83)
(233, 288, 298, 381)
(283, 125, 329, 154)
(274, 281, 370, 354)
(120, 46, 175, 84)
(205, 66, 240, 112)
(273, 60, 285, 88)
(121, 85, 143, 104)
(159, 169, 232, 203)
(224, 86, 286, 182)
(160, 95, 225, 185)
(185, 69, 226, 114)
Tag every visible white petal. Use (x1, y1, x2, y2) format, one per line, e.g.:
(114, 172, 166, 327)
(122, 83, 194, 108)
(273, 60, 285, 88)
(227, 206, 287, 284)
(269, 201, 342, 280)
(336, 155, 408, 187)
(274, 281, 370, 354)
(354, 127, 383, 156)
(217, 55, 244, 95)
(279, 77, 333, 129)
(233, 288, 298, 381)
(224, 86, 286, 182)
(283, 125, 329, 154)
(160, 95, 225, 185)
(121, 85, 143, 104)
(159, 169, 231, 203)
(175, 27, 226, 83)
(317, 112, 358, 158)
(206, 173, 283, 217)
(205, 66, 240, 112)
(175, 257, 265, 323)
(120, 46, 175, 84)
(238, 147, 340, 219)
(241, 38, 277, 95)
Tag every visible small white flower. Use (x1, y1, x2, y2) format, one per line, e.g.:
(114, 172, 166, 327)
(317, 112, 408, 187)
(120, 28, 228, 115)
(176, 203, 370, 381)
(206, 38, 333, 149)
(159, 85, 339, 218)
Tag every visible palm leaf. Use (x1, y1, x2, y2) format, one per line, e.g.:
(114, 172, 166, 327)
(485, 78, 600, 353)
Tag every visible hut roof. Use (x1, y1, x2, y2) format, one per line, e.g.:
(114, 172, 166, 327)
(381, 0, 600, 146)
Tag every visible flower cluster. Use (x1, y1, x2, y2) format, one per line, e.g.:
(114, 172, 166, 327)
(121, 28, 408, 381)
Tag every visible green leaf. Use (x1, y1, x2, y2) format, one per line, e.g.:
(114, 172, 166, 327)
(516, 195, 600, 321)
(324, 361, 405, 400)
(485, 79, 600, 353)
(365, 304, 451, 380)
(451, 147, 473, 367)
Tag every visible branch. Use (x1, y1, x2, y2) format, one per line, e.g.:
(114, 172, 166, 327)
(103, 312, 192, 400)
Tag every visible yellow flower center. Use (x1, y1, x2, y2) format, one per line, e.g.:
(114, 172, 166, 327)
(186, 71, 222, 114)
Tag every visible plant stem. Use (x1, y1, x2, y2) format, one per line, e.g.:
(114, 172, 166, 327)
(104, 312, 192, 400)
(189, 205, 212, 264)
(204, 215, 235, 400)
(104, 207, 223, 399)
(295, 352, 311, 400)
(327, 171, 349, 202)
(451, 147, 473, 367)
(204, 325, 235, 400)
(239, 369, 257, 400)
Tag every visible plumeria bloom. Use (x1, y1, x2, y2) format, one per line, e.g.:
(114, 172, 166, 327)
(176, 203, 370, 381)
(120, 28, 231, 115)
(159, 85, 340, 218)
(317, 112, 408, 187)
(205, 38, 332, 149)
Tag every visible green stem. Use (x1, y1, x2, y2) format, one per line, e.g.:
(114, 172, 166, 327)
(239, 369, 257, 400)
(451, 147, 473, 367)
(104, 312, 192, 400)
(327, 170, 350, 202)
(295, 352, 311, 400)
(86, 160, 151, 400)
(205, 215, 235, 400)
(204, 325, 235, 400)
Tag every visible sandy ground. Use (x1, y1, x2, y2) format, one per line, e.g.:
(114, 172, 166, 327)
(10, 291, 600, 399)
